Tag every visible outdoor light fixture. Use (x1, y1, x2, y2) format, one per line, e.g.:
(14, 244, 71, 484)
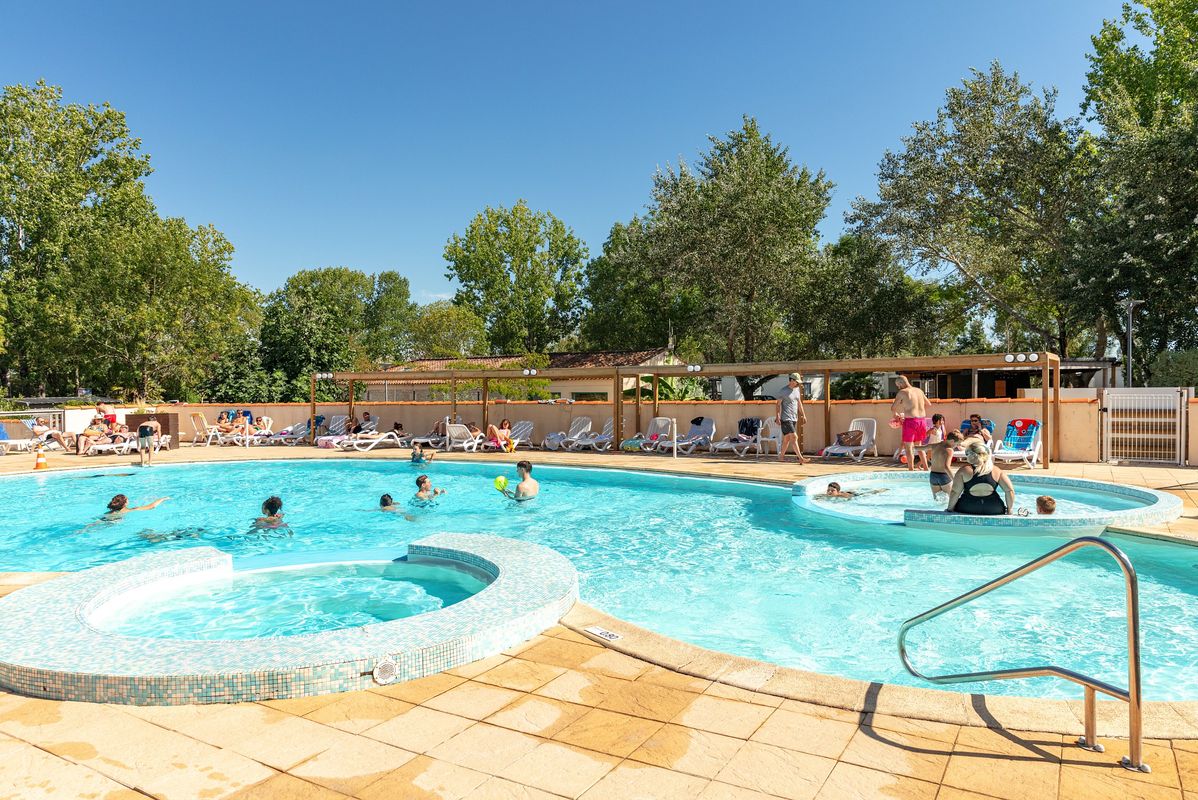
(1028, 353, 1040, 362)
(315, 372, 334, 380)
(1004, 354, 1015, 363)
(1015, 353, 1028, 363)
(521, 368, 538, 376)
(685, 364, 703, 373)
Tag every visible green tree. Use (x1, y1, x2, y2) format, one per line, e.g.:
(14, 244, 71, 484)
(409, 300, 489, 359)
(260, 267, 374, 383)
(0, 81, 153, 394)
(850, 63, 1099, 357)
(363, 271, 418, 363)
(830, 373, 881, 400)
(444, 200, 587, 353)
(1148, 348, 1198, 387)
(202, 348, 289, 403)
(623, 375, 708, 401)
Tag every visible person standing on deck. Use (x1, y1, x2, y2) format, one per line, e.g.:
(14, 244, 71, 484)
(776, 373, 807, 465)
(891, 376, 930, 472)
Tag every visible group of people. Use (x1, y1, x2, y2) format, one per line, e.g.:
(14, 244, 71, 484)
(75, 412, 162, 466)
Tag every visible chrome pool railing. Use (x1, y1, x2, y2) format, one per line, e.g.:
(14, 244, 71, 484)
(897, 535, 1149, 773)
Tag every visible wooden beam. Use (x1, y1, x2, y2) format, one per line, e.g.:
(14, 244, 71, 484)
(1052, 355, 1062, 466)
(613, 373, 623, 447)
(309, 374, 317, 446)
(634, 372, 641, 434)
(481, 378, 490, 431)
(346, 379, 355, 424)
(652, 374, 660, 418)
(1041, 359, 1051, 469)
(823, 369, 831, 449)
(450, 378, 457, 423)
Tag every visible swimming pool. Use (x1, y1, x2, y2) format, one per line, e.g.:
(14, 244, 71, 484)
(3, 460, 1197, 700)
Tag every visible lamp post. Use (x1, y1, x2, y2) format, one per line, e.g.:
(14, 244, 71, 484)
(1125, 299, 1144, 387)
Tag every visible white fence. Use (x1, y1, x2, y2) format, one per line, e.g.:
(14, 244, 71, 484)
(1101, 388, 1191, 465)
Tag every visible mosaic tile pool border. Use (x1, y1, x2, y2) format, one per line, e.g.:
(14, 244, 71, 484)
(791, 470, 1183, 533)
(0, 533, 578, 705)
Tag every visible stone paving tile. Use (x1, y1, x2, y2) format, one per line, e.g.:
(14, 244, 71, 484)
(859, 713, 960, 745)
(940, 751, 1059, 800)
(289, 736, 415, 795)
(839, 728, 952, 784)
(714, 740, 837, 800)
(579, 760, 710, 799)
(464, 776, 566, 799)
(260, 693, 345, 716)
(595, 679, 699, 722)
(357, 754, 489, 800)
(475, 658, 568, 693)
(552, 708, 664, 758)
(813, 761, 939, 800)
(424, 681, 524, 720)
(637, 665, 715, 694)
(520, 638, 609, 671)
(227, 773, 349, 799)
(673, 695, 774, 739)
(363, 706, 475, 753)
(370, 671, 468, 704)
(449, 653, 513, 679)
(750, 708, 858, 760)
(0, 734, 146, 800)
(1058, 765, 1182, 800)
(1064, 735, 1180, 789)
(951, 727, 1062, 760)
(704, 683, 785, 708)
(303, 691, 414, 734)
(577, 648, 654, 680)
(535, 669, 633, 707)
(428, 723, 543, 775)
(485, 694, 591, 738)
(698, 781, 785, 799)
(630, 723, 746, 779)
(1175, 744, 1198, 792)
(500, 742, 621, 798)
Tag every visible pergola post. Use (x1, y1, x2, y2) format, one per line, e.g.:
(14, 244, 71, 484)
(652, 374, 660, 418)
(823, 369, 831, 449)
(481, 378, 490, 431)
(450, 375, 458, 423)
(1052, 355, 1062, 467)
(634, 372, 642, 434)
(613, 371, 623, 447)
(309, 373, 317, 446)
(347, 379, 356, 424)
(1041, 358, 1051, 469)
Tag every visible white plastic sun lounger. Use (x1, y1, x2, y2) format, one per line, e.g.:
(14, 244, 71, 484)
(712, 418, 766, 457)
(267, 420, 311, 446)
(570, 419, 614, 451)
(543, 417, 591, 451)
(411, 420, 449, 450)
(343, 429, 408, 452)
(823, 418, 878, 462)
(481, 420, 534, 451)
(445, 423, 484, 452)
(656, 418, 716, 454)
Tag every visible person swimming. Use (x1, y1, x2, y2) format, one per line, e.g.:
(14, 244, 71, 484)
(105, 494, 169, 518)
(496, 460, 539, 501)
(415, 474, 445, 502)
(255, 496, 286, 528)
(411, 442, 435, 464)
(819, 482, 887, 501)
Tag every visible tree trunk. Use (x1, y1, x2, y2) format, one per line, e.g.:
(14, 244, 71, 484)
(1093, 315, 1108, 360)
(735, 375, 770, 399)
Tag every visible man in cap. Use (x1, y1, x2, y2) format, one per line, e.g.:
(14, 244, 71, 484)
(776, 372, 807, 464)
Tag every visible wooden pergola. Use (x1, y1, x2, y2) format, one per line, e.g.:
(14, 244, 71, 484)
(313, 352, 1063, 468)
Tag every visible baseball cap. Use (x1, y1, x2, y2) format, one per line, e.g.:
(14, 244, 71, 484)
(787, 373, 801, 382)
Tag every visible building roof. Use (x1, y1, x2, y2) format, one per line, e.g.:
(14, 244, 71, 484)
(385, 348, 673, 374)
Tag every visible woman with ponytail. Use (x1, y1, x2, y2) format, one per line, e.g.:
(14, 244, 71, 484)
(948, 442, 1015, 515)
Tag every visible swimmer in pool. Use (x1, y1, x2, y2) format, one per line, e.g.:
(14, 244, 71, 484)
(415, 474, 445, 501)
(410, 442, 435, 464)
(380, 493, 397, 511)
(497, 460, 539, 502)
(1036, 495, 1056, 515)
(820, 482, 888, 501)
(254, 496, 286, 528)
(103, 494, 169, 519)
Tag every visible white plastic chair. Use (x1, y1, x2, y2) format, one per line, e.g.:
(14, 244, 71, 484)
(823, 418, 878, 462)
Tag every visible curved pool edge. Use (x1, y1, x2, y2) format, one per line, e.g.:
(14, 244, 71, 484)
(792, 470, 1184, 533)
(0, 533, 578, 705)
(561, 602, 1198, 740)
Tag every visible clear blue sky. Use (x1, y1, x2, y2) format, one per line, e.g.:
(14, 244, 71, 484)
(3, 1, 1121, 301)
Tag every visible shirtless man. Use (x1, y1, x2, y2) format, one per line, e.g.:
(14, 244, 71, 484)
(891, 376, 931, 472)
(32, 417, 71, 450)
(914, 430, 963, 498)
(498, 460, 539, 501)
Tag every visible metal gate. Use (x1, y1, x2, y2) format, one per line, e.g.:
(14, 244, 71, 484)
(1101, 389, 1190, 465)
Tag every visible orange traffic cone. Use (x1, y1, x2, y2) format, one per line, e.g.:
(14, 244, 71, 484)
(33, 445, 48, 470)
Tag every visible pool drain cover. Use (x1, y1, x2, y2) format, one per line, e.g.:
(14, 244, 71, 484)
(372, 658, 398, 685)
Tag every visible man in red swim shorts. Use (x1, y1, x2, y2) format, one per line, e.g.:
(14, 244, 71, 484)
(890, 375, 930, 472)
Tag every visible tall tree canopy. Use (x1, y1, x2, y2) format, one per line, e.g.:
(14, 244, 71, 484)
(444, 199, 587, 354)
(850, 63, 1098, 357)
(409, 301, 488, 359)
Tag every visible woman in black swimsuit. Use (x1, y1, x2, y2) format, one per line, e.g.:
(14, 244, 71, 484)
(948, 442, 1015, 516)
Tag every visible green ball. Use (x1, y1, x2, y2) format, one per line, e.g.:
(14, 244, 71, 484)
(494, 476, 508, 491)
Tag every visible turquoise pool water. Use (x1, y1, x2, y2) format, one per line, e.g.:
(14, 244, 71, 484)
(90, 561, 489, 640)
(3, 460, 1196, 700)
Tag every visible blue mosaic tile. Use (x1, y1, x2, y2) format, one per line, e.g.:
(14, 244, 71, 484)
(0, 533, 578, 705)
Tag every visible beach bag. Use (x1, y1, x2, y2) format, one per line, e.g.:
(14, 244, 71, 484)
(835, 430, 863, 447)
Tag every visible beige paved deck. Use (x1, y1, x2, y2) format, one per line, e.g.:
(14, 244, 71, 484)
(0, 444, 1196, 798)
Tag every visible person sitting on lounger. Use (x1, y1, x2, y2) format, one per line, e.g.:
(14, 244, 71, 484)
(76, 416, 113, 455)
(948, 443, 1014, 516)
(486, 419, 513, 451)
(32, 417, 71, 450)
(965, 414, 993, 446)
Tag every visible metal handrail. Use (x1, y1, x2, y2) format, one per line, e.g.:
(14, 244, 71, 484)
(897, 535, 1149, 773)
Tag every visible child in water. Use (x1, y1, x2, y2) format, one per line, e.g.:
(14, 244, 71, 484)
(411, 442, 435, 464)
(415, 474, 445, 501)
(1036, 495, 1056, 515)
(102, 494, 168, 520)
(255, 496, 286, 528)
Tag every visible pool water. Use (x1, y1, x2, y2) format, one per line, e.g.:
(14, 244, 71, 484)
(810, 480, 1144, 523)
(3, 460, 1196, 700)
(90, 561, 489, 640)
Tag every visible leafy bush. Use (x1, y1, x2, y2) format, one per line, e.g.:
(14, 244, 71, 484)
(1149, 349, 1198, 388)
